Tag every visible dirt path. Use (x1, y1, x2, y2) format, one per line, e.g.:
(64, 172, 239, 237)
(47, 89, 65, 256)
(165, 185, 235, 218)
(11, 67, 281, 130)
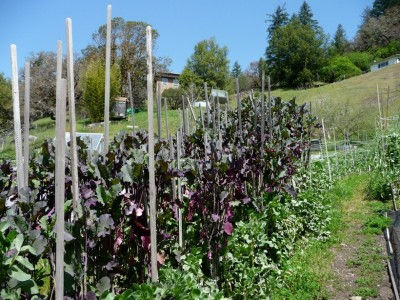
(327, 181, 393, 299)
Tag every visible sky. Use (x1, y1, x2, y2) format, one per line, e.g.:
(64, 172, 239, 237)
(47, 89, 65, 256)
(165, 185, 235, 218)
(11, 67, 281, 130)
(0, 0, 373, 78)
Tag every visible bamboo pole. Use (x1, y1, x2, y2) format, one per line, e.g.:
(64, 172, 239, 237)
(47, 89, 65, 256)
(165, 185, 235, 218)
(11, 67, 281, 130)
(127, 72, 135, 135)
(23, 61, 30, 189)
(66, 18, 80, 218)
(55, 77, 67, 300)
(146, 25, 158, 283)
(10, 44, 24, 198)
(322, 119, 332, 182)
(103, 4, 112, 155)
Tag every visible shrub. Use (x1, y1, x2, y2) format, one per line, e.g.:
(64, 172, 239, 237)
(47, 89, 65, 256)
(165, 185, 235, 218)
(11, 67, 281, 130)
(81, 59, 121, 122)
(321, 56, 362, 83)
(161, 87, 185, 110)
(345, 52, 374, 72)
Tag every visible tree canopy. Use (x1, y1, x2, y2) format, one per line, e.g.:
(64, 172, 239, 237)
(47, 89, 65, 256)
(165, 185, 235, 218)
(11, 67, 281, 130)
(231, 61, 242, 78)
(180, 38, 230, 89)
(332, 24, 348, 55)
(266, 5, 289, 37)
(0, 73, 12, 133)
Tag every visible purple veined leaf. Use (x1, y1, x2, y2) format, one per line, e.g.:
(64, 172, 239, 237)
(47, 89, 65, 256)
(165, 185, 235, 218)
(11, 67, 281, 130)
(135, 208, 143, 217)
(5, 248, 17, 257)
(81, 186, 93, 199)
(211, 214, 219, 222)
(47, 207, 55, 217)
(141, 235, 151, 252)
(224, 221, 233, 235)
(208, 250, 212, 260)
(105, 261, 118, 271)
(242, 197, 250, 204)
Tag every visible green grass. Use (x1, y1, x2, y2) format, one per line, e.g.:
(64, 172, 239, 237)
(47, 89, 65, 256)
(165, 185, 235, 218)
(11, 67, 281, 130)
(270, 174, 391, 299)
(0, 108, 187, 160)
(269, 175, 363, 300)
(272, 63, 400, 137)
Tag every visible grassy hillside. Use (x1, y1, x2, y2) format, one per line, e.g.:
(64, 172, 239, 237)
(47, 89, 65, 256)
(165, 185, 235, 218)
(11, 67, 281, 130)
(272, 63, 400, 138)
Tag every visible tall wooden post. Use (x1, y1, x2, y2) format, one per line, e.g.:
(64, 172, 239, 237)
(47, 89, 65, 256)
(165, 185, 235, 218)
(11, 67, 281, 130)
(156, 82, 162, 138)
(267, 76, 272, 138)
(23, 61, 30, 189)
(235, 78, 242, 140)
(66, 18, 79, 217)
(146, 25, 158, 283)
(321, 119, 332, 182)
(176, 131, 183, 249)
(104, 4, 112, 155)
(127, 72, 135, 135)
(55, 73, 67, 300)
(261, 71, 265, 155)
(10, 44, 24, 197)
(164, 98, 169, 137)
(204, 82, 210, 126)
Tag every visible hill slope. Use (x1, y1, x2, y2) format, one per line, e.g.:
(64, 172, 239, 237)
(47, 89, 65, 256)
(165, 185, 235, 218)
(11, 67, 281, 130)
(272, 63, 400, 138)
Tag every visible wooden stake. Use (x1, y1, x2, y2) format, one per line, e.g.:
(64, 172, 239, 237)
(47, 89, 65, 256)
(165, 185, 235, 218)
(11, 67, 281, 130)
(164, 98, 169, 137)
(261, 71, 265, 156)
(176, 131, 183, 249)
(23, 61, 30, 189)
(267, 76, 272, 138)
(235, 78, 242, 140)
(66, 18, 80, 217)
(55, 77, 67, 300)
(156, 82, 162, 138)
(187, 97, 197, 122)
(103, 4, 112, 155)
(146, 25, 158, 283)
(204, 82, 210, 126)
(322, 119, 332, 182)
(127, 72, 135, 135)
(10, 44, 24, 198)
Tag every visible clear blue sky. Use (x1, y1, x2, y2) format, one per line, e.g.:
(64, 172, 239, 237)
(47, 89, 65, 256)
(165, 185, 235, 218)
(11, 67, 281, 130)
(0, 0, 373, 78)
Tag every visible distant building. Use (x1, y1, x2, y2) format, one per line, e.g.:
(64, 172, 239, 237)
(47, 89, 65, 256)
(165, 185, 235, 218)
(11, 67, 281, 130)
(155, 72, 180, 94)
(370, 54, 400, 72)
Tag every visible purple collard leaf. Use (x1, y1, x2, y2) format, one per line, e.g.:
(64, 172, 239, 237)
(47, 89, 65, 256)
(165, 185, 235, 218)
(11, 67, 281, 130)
(81, 186, 93, 199)
(105, 261, 118, 271)
(141, 235, 151, 252)
(135, 208, 143, 217)
(224, 221, 233, 235)
(242, 197, 250, 204)
(211, 214, 219, 222)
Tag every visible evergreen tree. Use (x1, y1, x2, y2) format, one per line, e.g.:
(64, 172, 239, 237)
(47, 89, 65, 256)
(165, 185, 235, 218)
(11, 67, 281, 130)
(231, 61, 242, 78)
(333, 24, 348, 55)
(370, 0, 400, 17)
(266, 5, 289, 37)
(298, 1, 319, 29)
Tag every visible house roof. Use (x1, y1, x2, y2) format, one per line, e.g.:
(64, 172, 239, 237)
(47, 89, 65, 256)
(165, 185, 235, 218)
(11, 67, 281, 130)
(155, 72, 180, 79)
(372, 54, 400, 65)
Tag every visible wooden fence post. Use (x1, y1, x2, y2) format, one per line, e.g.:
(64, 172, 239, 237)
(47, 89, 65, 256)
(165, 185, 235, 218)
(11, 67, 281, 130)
(146, 25, 158, 283)
(66, 18, 80, 218)
(103, 4, 112, 155)
(10, 44, 24, 198)
(267, 76, 272, 138)
(23, 61, 30, 190)
(127, 72, 135, 135)
(55, 75, 67, 300)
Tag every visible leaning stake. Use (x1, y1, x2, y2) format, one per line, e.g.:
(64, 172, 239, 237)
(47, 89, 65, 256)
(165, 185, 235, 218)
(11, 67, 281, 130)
(66, 18, 80, 218)
(127, 72, 136, 134)
(55, 77, 67, 300)
(23, 61, 30, 189)
(146, 25, 158, 283)
(104, 4, 112, 155)
(10, 44, 24, 198)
